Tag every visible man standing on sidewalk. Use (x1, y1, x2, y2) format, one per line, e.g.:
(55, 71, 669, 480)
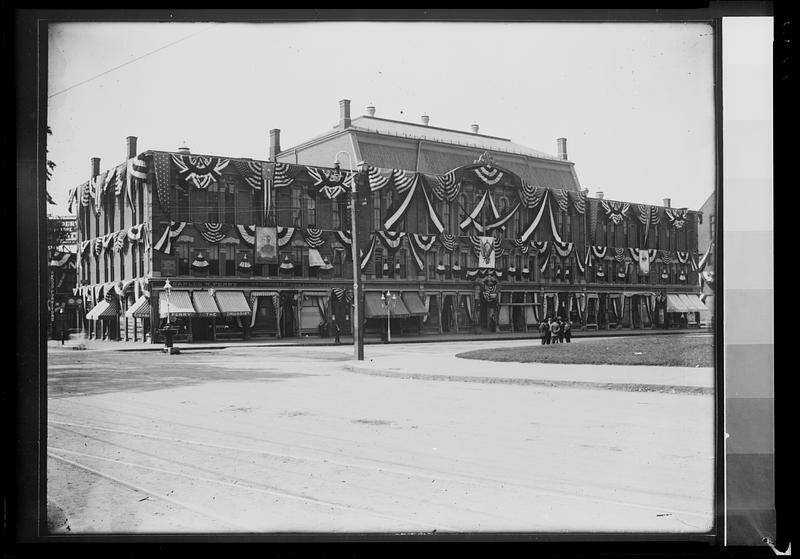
(550, 318, 561, 344)
(563, 319, 572, 343)
(539, 319, 548, 345)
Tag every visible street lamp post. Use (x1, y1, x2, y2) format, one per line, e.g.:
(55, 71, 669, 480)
(164, 279, 172, 326)
(334, 150, 366, 360)
(161, 278, 179, 354)
(381, 290, 397, 343)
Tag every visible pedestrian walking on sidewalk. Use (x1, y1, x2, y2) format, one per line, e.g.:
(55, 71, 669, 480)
(550, 318, 561, 344)
(557, 318, 565, 343)
(564, 319, 572, 343)
(543, 318, 552, 344)
(332, 315, 341, 344)
(539, 319, 548, 345)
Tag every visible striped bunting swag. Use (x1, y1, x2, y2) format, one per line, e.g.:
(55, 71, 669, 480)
(531, 240, 549, 254)
(591, 245, 607, 260)
(113, 230, 127, 253)
(493, 237, 506, 260)
(518, 189, 550, 241)
(114, 164, 126, 196)
(629, 247, 641, 261)
(334, 229, 352, 246)
(236, 225, 256, 246)
(601, 200, 630, 224)
(80, 240, 91, 258)
(277, 226, 295, 247)
(198, 223, 229, 244)
(519, 180, 545, 209)
(303, 228, 325, 249)
(91, 173, 104, 214)
(554, 189, 570, 213)
(419, 179, 445, 234)
(676, 251, 690, 265)
(80, 181, 91, 207)
(439, 233, 458, 252)
(331, 288, 353, 303)
(474, 165, 504, 185)
(553, 240, 574, 258)
(367, 166, 393, 192)
(127, 154, 148, 211)
(93, 237, 103, 256)
(231, 160, 263, 190)
(384, 171, 419, 230)
(359, 234, 377, 271)
(407, 236, 425, 271)
(574, 248, 585, 273)
(512, 238, 529, 254)
(153, 221, 187, 254)
(665, 207, 688, 229)
(570, 190, 587, 215)
(613, 248, 626, 263)
(67, 187, 78, 213)
(459, 190, 490, 232)
(660, 250, 673, 264)
(697, 242, 713, 272)
(539, 245, 552, 273)
(410, 234, 437, 253)
(171, 154, 229, 189)
(103, 168, 117, 194)
(377, 230, 405, 253)
(432, 170, 460, 202)
(127, 223, 144, 242)
(272, 162, 294, 188)
(103, 233, 116, 250)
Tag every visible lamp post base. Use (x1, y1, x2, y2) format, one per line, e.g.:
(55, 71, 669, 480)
(162, 346, 181, 355)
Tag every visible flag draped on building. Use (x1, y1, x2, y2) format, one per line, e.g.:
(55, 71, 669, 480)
(439, 233, 458, 252)
(236, 224, 256, 246)
(665, 207, 688, 229)
(303, 228, 325, 249)
(197, 223, 229, 244)
(153, 221, 187, 254)
(127, 154, 148, 212)
(231, 160, 264, 191)
(431, 170, 460, 201)
(152, 152, 172, 215)
(600, 200, 630, 224)
(377, 230, 405, 253)
(276, 226, 295, 247)
(171, 154, 229, 189)
(570, 190, 587, 215)
(306, 166, 350, 200)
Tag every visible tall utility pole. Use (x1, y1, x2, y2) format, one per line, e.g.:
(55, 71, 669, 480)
(337, 152, 365, 360)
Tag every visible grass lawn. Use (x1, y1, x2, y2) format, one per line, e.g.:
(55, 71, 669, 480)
(456, 335, 715, 367)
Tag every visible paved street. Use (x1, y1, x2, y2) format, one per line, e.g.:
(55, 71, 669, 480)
(47, 337, 716, 534)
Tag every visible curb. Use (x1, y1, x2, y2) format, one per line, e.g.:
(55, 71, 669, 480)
(343, 364, 713, 396)
(49, 329, 711, 354)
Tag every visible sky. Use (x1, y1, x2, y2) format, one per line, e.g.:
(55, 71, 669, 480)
(47, 20, 719, 216)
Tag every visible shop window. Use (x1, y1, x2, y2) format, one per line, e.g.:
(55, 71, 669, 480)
(193, 189, 208, 223)
(294, 247, 305, 277)
(177, 243, 189, 276)
(223, 244, 236, 276)
(427, 251, 437, 280)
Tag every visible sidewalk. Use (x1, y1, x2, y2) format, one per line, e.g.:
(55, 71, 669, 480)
(48, 326, 712, 353)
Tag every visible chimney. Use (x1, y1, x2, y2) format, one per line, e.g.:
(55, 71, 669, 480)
(663, 198, 671, 208)
(339, 99, 351, 129)
(557, 137, 568, 160)
(596, 191, 604, 199)
(366, 105, 376, 117)
(421, 114, 430, 126)
(178, 141, 190, 155)
(269, 129, 281, 161)
(126, 136, 137, 159)
(90, 157, 100, 178)
(470, 123, 479, 134)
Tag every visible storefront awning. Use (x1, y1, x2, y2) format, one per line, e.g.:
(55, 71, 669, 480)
(401, 292, 428, 316)
(364, 292, 411, 319)
(192, 291, 221, 317)
(159, 290, 196, 318)
(214, 291, 251, 316)
(678, 293, 709, 312)
(125, 296, 151, 318)
(87, 299, 118, 320)
(666, 294, 691, 313)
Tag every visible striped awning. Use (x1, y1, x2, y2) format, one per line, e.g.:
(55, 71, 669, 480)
(87, 299, 118, 320)
(249, 290, 279, 298)
(191, 290, 221, 317)
(401, 292, 428, 316)
(678, 293, 709, 312)
(159, 290, 196, 318)
(364, 291, 411, 319)
(125, 296, 151, 318)
(214, 291, 251, 316)
(666, 294, 691, 313)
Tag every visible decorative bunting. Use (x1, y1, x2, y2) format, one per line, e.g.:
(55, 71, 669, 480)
(91, 172, 104, 214)
(539, 246, 552, 273)
(115, 165, 127, 197)
(334, 229, 352, 246)
(359, 234, 377, 271)
(103, 168, 117, 194)
(459, 190, 489, 232)
(303, 228, 325, 249)
(574, 248, 585, 273)
(660, 250, 673, 265)
(410, 234, 437, 253)
(171, 154, 229, 189)
(127, 223, 145, 242)
(93, 237, 103, 256)
(407, 237, 424, 271)
(367, 166, 393, 192)
(676, 251, 690, 265)
(79, 240, 91, 258)
(127, 153, 148, 212)
(553, 240, 574, 258)
(377, 230, 406, 253)
(474, 165, 504, 186)
(153, 221, 187, 254)
(272, 162, 294, 188)
(231, 160, 264, 190)
(591, 246, 608, 260)
(512, 238, 529, 254)
(331, 288, 353, 303)
(613, 248, 626, 263)
(431, 170, 460, 201)
(601, 200, 630, 224)
(531, 240, 549, 254)
(697, 242, 713, 272)
(519, 190, 550, 242)
(419, 179, 445, 233)
(67, 187, 77, 213)
(493, 237, 506, 261)
(665, 207, 688, 229)
(439, 233, 458, 252)
(277, 226, 295, 247)
(570, 190, 587, 215)
(192, 252, 209, 269)
(80, 181, 91, 207)
(197, 223, 229, 244)
(113, 230, 127, 253)
(554, 189, 570, 213)
(519, 180, 545, 209)
(384, 172, 418, 230)
(236, 224, 256, 246)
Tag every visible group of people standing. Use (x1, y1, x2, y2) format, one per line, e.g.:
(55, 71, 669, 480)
(539, 317, 571, 344)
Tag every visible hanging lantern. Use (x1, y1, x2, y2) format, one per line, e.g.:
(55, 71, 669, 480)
(452, 263, 461, 271)
(436, 262, 445, 273)
(564, 268, 571, 280)
(395, 261, 401, 271)
(323, 257, 334, 270)
(383, 262, 389, 272)
(679, 269, 687, 282)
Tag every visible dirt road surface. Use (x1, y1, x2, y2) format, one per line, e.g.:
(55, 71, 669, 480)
(47, 340, 715, 534)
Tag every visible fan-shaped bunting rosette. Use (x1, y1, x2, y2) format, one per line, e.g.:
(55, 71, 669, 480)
(231, 160, 264, 190)
(431, 170, 460, 202)
(601, 200, 630, 224)
(272, 162, 295, 188)
(439, 233, 458, 253)
(235, 225, 256, 246)
(276, 227, 295, 247)
(530, 241, 549, 255)
(306, 166, 350, 200)
(660, 250, 673, 264)
(303, 228, 326, 249)
(191, 253, 209, 269)
(519, 180, 545, 209)
(474, 165, 504, 186)
(613, 248, 626, 263)
(512, 239, 529, 254)
(554, 189, 570, 214)
(665, 208, 688, 229)
(197, 223, 229, 244)
(171, 154, 230, 190)
(367, 166, 393, 192)
(376, 230, 406, 253)
(570, 190, 587, 215)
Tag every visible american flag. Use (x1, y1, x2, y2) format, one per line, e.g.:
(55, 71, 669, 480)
(127, 154, 148, 212)
(152, 152, 172, 215)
